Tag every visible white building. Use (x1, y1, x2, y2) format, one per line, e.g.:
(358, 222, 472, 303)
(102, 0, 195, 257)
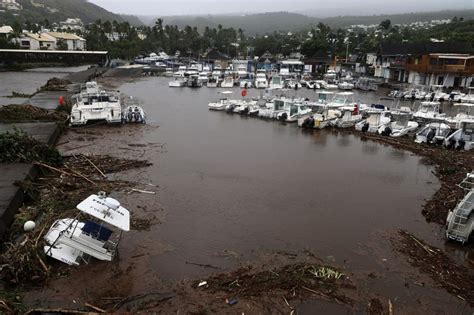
(0, 0, 22, 10)
(14, 32, 86, 51)
(59, 18, 84, 32)
(46, 32, 86, 51)
(16, 33, 56, 50)
(0, 25, 13, 37)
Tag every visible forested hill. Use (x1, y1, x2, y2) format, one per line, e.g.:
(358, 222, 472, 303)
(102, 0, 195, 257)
(0, 0, 143, 26)
(163, 12, 315, 34)
(154, 9, 474, 35)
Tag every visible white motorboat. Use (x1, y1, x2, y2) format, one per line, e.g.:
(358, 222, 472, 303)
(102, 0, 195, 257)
(306, 81, 320, 90)
(327, 92, 357, 109)
(444, 120, 474, 151)
(333, 105, 363, 128)
(460, 87, 474, 103)
(446, 173, 473, 244)
(255, 71, 268, 89)
(70, 82, 122, 126)
(445, 103, 474, 128)
(208, 91, 233, 111)
(415, 122, 452, 144)
(412, 101, 446, 122)
(185, 73, 202, 88)
(207, 77, 219, 88)
(240, 79, 253, 88)
(286, 79, 302, 90)
(198, 71, 210, 84)
(323, 69, 337, 81)
(169, 77, 187, 87)
(269, 75, 284, 89)
(44, 192, 130, 266)
(258, 99, 285, 119)
(163, 68, 174, 77)
(277, 101, 312, 122)
(320, 81, 338, 90)
(338, 82, 354, 90)
(424, 85, 448, 101)
(173, 65, 187, 78)
(221, 76, 235, 88)
(378, 111, 418, 137)
(355, 109, 391, 133)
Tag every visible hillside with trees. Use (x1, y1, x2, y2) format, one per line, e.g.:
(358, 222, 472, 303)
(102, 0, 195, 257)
(0, 0, 143, 26)
(150, 10, 474, 35)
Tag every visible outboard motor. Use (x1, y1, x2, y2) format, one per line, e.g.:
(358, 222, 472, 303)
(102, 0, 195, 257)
(241, 106, 249, 115)
(426, 128, 436, 144)
(302, 117, 313, 129)
(381, 126, 392, 136)
(361, 122, 369, 132)
(278, 112, 288, 121)
(457, 139, 466, 151)
(447, 138, 456, 149)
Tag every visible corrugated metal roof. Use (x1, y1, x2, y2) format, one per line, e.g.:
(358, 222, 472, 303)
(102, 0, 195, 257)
(0, 49, 108, 54)
(47, 32, 85, 41)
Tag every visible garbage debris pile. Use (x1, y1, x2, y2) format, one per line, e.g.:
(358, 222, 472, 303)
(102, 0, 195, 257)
(0, 104, 68, 123)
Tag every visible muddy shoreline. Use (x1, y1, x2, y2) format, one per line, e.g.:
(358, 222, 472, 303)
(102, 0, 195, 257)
(1, 71, 473, 313)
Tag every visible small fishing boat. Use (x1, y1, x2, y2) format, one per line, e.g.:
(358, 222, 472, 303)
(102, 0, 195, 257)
(443, 120, 474, 151)
(269, 75, 284, 89)
(415, 122, 452, 144)
(221, 76, 235, 88)
(412, 101, 446, 122)
(255, 71, 268, 89)
(240, 79, 253, 88)
(207, 77, 219, 88)
(258, 99, 285, 119)
(378, 111, 418, 137)
(277, 102, 312, 122)
(298, 105, 340, 129)
(333, 105, 362, 128)
(338, 81, 354, 90)
(355, 109, 391, 133)
(208, 91, 233, 111)
(169, 77, 187, 87)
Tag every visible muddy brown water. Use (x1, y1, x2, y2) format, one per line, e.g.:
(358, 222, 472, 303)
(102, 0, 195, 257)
(10, 75, 472, 313)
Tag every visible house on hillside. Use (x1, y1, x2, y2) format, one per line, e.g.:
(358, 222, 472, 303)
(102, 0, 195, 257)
(375, 42, 474, 88)
(59, 18, 84, 32)
(0, 25, 13, 38)
(0, 0, 22, 11)
(46, 32, 86, 51)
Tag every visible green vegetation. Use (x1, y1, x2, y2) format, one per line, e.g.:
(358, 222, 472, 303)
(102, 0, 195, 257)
(154, 10, 474, 35)
(81, 17, 474, 60)
(0, 0, 143, 26)
(0, 129, 62, 165)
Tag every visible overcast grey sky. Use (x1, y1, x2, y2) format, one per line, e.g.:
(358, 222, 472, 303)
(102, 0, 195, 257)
(89, 0, 473, 17)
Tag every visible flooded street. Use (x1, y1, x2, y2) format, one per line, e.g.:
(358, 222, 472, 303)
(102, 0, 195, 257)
(7, 75, 471, 313)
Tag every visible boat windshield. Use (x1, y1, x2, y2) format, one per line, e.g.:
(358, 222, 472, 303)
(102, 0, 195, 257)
(290, 105, 298, 116)
(274, 100, 285, 110)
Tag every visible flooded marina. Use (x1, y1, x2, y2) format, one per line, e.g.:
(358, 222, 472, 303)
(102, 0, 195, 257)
(1, 72, 472, 313)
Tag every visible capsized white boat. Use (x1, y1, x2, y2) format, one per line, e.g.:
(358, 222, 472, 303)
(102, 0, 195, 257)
(44, 192, 130, 266)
